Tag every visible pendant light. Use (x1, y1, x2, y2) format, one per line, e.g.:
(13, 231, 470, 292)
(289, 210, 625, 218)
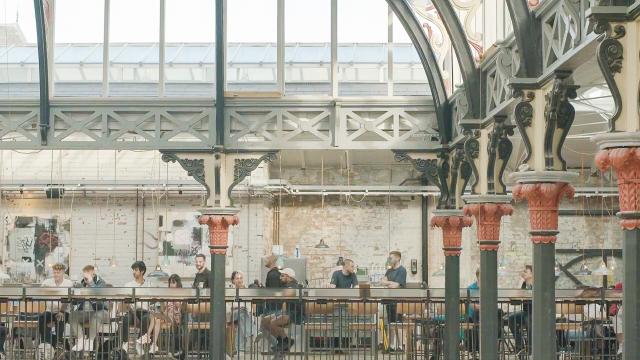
(575, 262, 592, 276)
(315, 157, 329, 249)
(592, 260, 610, 276)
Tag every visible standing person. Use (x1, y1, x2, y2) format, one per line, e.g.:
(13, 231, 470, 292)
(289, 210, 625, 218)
(192, 254, 210, 289)
(507, 264, 534, 356)
(330, 259, 358, 289)
(39, 263, 73, 348)
(137, 274, 185, 357)
(69, 265, 108, 352)
(379, 251, 407, 352)
(264, 255, 282, 288)
(120, 261, 151, 353)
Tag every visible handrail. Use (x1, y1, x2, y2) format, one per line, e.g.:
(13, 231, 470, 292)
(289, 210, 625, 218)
(0, 287, 621, 301)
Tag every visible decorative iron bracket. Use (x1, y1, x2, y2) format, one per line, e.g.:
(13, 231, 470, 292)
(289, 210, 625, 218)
(393, 151, 442, 189)
(227, 152, 278, 206)
(463, 129, 480, 194)
(543, 72, 579, 171)
(594, 22, 625, 132)
(161, 152, 210, 204)
(513, 90, 535, 166)
(486, 116, 515, 195)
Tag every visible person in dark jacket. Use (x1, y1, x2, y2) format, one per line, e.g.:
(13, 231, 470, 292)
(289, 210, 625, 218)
(69, 265, 109, 352)
(260, 268, 301, 352)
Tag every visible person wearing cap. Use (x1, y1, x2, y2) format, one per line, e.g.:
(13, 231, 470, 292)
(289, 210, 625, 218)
(259, 267, 300, 352)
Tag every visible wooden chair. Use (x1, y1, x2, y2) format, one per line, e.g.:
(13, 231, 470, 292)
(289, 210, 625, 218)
(394, 302, 427, 360)
(303, 302, 336, 351)
(556, 302, 585, 355)
(347, 302, 378, 356)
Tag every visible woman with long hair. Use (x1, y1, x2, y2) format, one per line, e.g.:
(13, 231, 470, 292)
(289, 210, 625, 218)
(137, 274, 184, 356)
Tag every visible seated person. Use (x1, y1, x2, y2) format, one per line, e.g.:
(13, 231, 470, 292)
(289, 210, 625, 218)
(507, 265, 533, 355)
(120, 261, 151, 353)
(227, 271, 257, 352)
(260, 268, 301, 352)
(39, 263, 73, 348)
(330, 259, 358, 289)
(137, 274, 185, 357)
(69, 265, 108, 352)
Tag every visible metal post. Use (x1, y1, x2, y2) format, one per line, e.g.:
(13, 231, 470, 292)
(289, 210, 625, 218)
(480, 249, 498, 360)
(445, 255, 460, 360)
(532, 242, 556, 360)
(215, 0, 225, 146)
(622, 224, 640, 360)
(210, 252, 226, 360)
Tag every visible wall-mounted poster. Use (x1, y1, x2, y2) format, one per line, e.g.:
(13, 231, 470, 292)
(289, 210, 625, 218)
(5, 216, 70, 283)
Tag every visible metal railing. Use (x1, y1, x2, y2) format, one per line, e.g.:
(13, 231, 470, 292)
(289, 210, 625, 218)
(0, 287, 622, 359)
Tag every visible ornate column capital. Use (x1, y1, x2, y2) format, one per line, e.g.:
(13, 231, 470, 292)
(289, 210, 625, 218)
(512, 182, 574, 244)
(463, 203, 513, 251)
(198, 208, 240, 255)
(596, 147, 640, 230)
(431, 211, 473, 257)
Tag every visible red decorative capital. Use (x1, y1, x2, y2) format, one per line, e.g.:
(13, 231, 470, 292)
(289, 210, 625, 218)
(430, 215, 473, 256)
(198, 214, 240, 255)
(512, 182, 574, 244)
(596, 147, 640, 230)
(463, 203, 513, 251)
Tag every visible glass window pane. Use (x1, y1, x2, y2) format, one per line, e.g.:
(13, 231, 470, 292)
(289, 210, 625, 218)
(165, 0, 215, 97)
(109, 0, 159, 96)
(338, 0, 387, 96)
(227, 0, 277, 93)
(54, 0, 104, 97)
(393, 14, 428, 96)
(285, 0, 330, 96)
(0, 0, 39, 98)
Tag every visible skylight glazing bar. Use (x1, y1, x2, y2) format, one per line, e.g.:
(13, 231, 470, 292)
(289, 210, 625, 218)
(387, 4, 393, 96)
(277, 0, 284, 95)
(330, 0, 337, 97)
(102, 0, 110, 97)
(159, 0, 166, 97)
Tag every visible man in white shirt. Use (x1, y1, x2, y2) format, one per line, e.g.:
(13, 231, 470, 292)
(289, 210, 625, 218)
(38, 263, 73, 348)
(120, 261, 151, 353)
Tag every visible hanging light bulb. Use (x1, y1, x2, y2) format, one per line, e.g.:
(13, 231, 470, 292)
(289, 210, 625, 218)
(608, 257, 617, 272)
(592, 260, 611, 276)
(109, 257, 117, 268)
(575, 262, 592, 276)
(431, 263, 445, 277)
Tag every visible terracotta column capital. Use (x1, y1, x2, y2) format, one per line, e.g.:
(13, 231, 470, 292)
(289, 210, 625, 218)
(430, 214, 473, 256)
(596, 147, 640, 230)
(463, 203, 513, 251)
(198, 213, 240, 255)
(512, 182, 574, 244)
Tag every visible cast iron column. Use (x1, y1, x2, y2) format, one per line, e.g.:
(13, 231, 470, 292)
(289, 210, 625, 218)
(513, 182, 574, 360)
(463, 199, 513, 360)
(199, 208, 240, 360)
(596, 148, 640, 360)
(431, 209, 473, 360)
